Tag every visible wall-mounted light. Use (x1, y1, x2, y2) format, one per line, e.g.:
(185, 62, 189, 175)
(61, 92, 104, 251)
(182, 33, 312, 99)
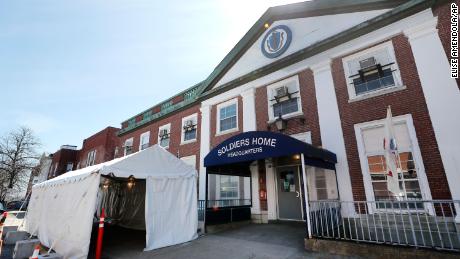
(293, 154, 300, 160)
(274, 113, 287, 131)
(264, 23, 270, 29)
(102, 178, 110, 189)
(127, 175, 136, 189)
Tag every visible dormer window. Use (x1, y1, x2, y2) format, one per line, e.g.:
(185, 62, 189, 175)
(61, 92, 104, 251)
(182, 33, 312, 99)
(267, 76, 302, 121)
(181, 114, 198, 143)
(158, 124, 171, 148)
(343, 41, 403, 100)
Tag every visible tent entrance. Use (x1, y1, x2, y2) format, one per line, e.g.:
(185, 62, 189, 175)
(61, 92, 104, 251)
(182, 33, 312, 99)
(89, 176, 147, 257)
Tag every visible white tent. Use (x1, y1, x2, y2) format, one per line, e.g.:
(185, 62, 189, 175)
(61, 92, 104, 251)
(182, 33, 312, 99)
(26, 145, 198, 259)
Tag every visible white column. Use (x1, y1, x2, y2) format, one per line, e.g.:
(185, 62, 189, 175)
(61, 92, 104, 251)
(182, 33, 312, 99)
(250, 163, 260, 215)
(265, 159, 277, 220)
(404, 19, 460, 210)
(312, 61, 354, 203)
(241, 88, 257, 132)
(199, 104, 211, 200)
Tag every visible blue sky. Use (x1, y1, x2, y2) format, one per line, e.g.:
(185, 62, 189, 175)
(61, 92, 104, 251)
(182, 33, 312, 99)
(0, 0, 300, 153)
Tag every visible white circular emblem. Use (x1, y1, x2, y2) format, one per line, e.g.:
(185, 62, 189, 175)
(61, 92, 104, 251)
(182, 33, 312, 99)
(261, 25, 292, 59)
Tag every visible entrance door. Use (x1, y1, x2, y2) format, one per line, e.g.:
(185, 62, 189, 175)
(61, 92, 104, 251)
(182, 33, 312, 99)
(276, 166, 303, 220)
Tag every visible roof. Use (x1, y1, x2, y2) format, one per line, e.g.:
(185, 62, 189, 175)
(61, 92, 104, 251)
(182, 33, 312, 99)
(35, 145, 197, 188)
(118, 0, 438, 136)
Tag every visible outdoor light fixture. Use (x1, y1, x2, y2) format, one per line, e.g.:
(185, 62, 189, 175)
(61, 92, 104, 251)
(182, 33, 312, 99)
(274, 113, 287, 131)
(127, 175, 136, 189)
(293, 154, 300, 160)
(102, 178, 110, 189)
(264, 23, 270, 29)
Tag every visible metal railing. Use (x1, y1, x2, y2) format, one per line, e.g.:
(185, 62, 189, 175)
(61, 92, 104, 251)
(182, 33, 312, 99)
(198, 200, 205, 221)
(206, 199, 251, 208)
(309, 200, 460, 252)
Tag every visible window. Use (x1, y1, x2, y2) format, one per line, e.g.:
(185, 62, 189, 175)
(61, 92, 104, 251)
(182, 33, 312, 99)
(86, 150, 97, 166)
(139, 131, 150, 150)
(315, 170, 328, 200)
(181, 114, 198, 144)
(158, 124, 171, 148)
(124, 138, 133, 156)
(217, 99, 238, 134)
(65, 163, 73, 172)
(343, 41, 403, 100)
(359, 120, 423, 205)
(114, 147, 119, 158)
(220, 175, 239, 199)
(273, 98, 299, 117)
(267, 75, 302, 121)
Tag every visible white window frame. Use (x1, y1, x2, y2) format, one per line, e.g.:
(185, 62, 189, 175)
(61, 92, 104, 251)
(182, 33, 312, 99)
(66, 163, 73, 172)
(139, 131, 150, 150)
(216, 98, 239, 136)
(124, 138, 133, 156)
(181, 113, 198, 144)
(86, 150, 97, 167)
(266, 75, 303, 122)
(354, 114, 433, 214)
(218, 175, 240, 200)
(158, 123, 171, 149)
(342, 41, 405, 102)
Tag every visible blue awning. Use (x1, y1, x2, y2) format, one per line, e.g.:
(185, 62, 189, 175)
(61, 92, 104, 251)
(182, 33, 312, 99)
(204, 131, 337, 170)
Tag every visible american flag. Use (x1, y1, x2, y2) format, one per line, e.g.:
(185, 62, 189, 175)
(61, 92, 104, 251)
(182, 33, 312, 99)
(383, 106, 401, 195)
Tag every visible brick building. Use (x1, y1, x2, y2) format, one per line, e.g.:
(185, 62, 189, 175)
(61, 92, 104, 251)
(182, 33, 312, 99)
(77, 126, 120, 169)
(47, 127, 120, 179)
(48, 145, 79, 179)
(116, 0, 459, 225)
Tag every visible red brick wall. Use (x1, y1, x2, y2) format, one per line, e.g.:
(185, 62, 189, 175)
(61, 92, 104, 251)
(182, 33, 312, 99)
(331, 35, 452, 201)
(117, 105, 201, 170)
(210, 97, 244, 149)
(78, 127, 120, 168)
(255, 69, 322, 146)
(50, 148, 79, 178)
(433, 3, 459, 89)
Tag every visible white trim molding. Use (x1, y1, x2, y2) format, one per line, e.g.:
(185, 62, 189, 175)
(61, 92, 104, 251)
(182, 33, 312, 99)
(199, 104, 211, 200)
(404, 15, 460, 219)
(181, 113, 198, 145)
(342, 41, 404, 101)
(312, 61, 354, 205)
(354, 114, 433, 206)
(215, 98, 239, 136)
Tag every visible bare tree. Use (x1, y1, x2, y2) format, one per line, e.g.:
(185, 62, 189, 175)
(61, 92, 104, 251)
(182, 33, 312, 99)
(0, 127, 40, 203)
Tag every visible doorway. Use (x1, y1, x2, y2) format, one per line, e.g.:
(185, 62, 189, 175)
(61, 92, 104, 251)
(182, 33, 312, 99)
(276, 166, 303, 220)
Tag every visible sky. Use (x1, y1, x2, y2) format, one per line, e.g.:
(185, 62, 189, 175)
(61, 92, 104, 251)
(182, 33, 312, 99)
(0, 0, 302, 153)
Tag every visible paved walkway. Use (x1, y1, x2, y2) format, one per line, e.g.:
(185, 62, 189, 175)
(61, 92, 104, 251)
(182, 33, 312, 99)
(99, 223, 360, 259)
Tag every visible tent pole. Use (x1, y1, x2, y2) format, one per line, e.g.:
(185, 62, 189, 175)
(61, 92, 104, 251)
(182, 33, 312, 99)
(300, 153, 312, 239)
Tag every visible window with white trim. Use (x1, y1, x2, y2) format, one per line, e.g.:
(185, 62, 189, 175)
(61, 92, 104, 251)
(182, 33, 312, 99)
(139, 131, 150, 150)
(216, 99, 238, 134)
(267, 75, 302, 121)
(86, 150, 97, 166)
(220, 175, 239, 199)
(360, 122, 422, 205)
(181, 114, 197, 143)
(343, 41, 403, 99)
(66, 163, 73, 172)
(158, 124, 171, 148)
(124, 138, 133, 156)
